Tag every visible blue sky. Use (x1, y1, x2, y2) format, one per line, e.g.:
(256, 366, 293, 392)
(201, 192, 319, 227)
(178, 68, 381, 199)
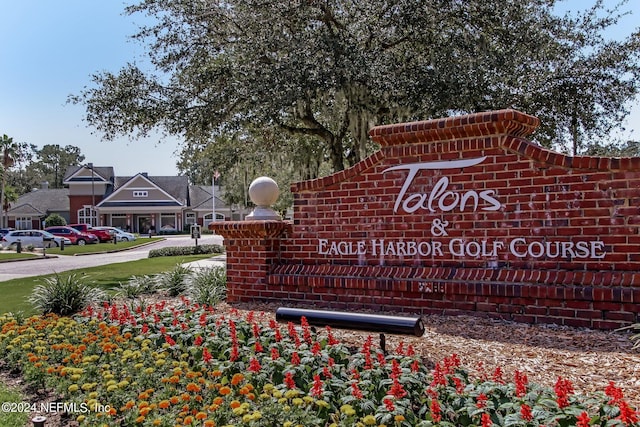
(0, 1, 639, 178)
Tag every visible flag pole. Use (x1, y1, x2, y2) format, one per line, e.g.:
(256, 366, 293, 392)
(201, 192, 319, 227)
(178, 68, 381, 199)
(212, 170, 220, 225)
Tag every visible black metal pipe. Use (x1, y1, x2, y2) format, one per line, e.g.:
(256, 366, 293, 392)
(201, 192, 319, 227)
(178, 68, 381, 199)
(276, 307, 425, 336)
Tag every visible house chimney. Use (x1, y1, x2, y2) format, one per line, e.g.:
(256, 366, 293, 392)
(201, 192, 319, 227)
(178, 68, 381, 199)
(142, 172, 148, 178)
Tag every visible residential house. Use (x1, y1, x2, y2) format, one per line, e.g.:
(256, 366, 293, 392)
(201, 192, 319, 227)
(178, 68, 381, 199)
(5, 165, 242, 232)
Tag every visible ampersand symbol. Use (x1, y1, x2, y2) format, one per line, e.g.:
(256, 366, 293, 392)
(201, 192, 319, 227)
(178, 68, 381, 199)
(431, 218, 449, 237)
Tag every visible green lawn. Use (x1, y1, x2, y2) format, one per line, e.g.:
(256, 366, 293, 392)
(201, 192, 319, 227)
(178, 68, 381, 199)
(0, 382, 29, 427)
(43, 237, 161, 255)
(0, 252, 39, 261)
(0, 254, 218, 316)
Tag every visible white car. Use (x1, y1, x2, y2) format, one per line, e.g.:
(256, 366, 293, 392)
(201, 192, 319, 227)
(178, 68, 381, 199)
(93, 226, 136, 242)
(0, 229, 72, 249)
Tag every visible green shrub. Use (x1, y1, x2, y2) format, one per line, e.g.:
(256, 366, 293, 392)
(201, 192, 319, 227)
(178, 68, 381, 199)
(44, 213, 66, 227)
(28, 274, 106, 315)
(116, 275, 158, 298)
(147, 244, 224, 258)
(158, 264, 193, 296)
(186, 266, 226, 306)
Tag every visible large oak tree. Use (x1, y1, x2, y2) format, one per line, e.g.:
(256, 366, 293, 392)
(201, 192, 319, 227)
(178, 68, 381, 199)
(71, 0, 640, 176)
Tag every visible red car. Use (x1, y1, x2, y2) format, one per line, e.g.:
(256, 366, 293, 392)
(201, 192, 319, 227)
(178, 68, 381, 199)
(69, 223, 113, 243)
(45, 226, 98, 245)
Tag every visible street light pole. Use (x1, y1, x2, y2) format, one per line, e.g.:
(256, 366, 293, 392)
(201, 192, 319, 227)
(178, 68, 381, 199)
(88, 163, 95, 226)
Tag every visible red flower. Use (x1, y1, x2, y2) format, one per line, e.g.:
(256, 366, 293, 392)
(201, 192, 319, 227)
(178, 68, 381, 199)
(164, 335, 176, 346)
(453, 377, 464, 394)
(310, 374, 323, 397)
(383, 397, 395, 411)
(520, 404, 533, 421)
(291, 351, 300, 365)
(481, 412, 492, 427)
(515, 370, 528, 397)
(476, 393, 488, 409)
(430, 399, 442, 423)
(202, 348, 212, 363)
(230, 344, 239, 362)
(287, 322, 301, 347)
(351, 381, 363, 399)
(300, 316, 312, 344)
(605, 381, 624, 404)
(492, 366, 505, 384)
(254, 341, 263, 353)
(554, 377, 574, 409)
(326, 326, 339, 345)
(284, 372, 296, 389)
(270, 348, 280, 360)
(389, 378, 407, 399)
(194, 336, 203, 346)
(576, 411, 591, 427)
(618, 400, 639, 425)
(248, 357, 261, 372)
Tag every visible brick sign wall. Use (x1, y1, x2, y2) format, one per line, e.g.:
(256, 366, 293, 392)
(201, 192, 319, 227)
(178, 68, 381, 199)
(212, 109, 640, 330)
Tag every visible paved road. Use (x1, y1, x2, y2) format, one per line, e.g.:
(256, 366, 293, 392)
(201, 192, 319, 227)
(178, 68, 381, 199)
(0, 234, 224, 282)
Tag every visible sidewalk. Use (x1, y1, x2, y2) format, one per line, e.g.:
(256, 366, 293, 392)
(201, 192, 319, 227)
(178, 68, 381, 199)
(181, 254, 226, 269)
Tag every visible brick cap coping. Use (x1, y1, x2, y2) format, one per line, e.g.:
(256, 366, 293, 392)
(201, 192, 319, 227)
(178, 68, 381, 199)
(269, 264, 640, 288)
(209, 220, 292, 239)
(292, 108, 640, 193)
(369, 109, 540, 146)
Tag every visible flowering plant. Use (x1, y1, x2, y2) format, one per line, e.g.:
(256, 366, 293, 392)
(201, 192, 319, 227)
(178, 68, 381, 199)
(0, 298, 637, 426)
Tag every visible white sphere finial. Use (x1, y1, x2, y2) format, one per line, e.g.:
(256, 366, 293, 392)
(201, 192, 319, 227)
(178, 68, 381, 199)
(246, 176, 281, 220)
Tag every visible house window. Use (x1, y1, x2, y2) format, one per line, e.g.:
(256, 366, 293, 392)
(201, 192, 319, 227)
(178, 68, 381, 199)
(111, 214, 127, 230)
(160, 214, 176, 230)
(133, 191, 148, 197)
(78, 206, 96, 226)
(16, 217, 31, 230)
(185, 213, 196, 225)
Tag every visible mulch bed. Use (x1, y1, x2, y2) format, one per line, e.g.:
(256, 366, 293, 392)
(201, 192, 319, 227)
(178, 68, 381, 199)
(2, 299, 639, 426)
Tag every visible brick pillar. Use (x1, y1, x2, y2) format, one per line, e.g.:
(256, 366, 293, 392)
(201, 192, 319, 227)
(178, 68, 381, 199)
(210, 220, 291, 302)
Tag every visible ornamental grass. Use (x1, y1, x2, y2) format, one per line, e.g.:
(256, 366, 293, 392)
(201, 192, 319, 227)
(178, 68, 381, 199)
(0, 298, 637, 426)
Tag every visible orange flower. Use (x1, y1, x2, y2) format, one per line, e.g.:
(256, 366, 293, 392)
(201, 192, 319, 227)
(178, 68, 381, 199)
(186, 383, 201, 393)
(139, 407, 151, 417)
(170, 396, 180, 405)
(219, 386, 231, 395)
(213, 397, 224, 406)
(204, 421, 216, 427)
(135, 415, 145, 423)
(231, 373, 244, 385)
(229, 400, 241, 409)
(183, 415, 194, 425)
(195, 412, 207, 420)
(124, 401, 136, 410)
(158, 400, 170, 409)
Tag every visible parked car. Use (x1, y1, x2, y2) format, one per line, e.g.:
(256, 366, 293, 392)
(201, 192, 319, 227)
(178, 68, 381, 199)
(69, 223, 113, 243)
(93, 226, 136, 242)
(44, 226, 98, 245)
(1, 229, 72, 249)
(0, 228, 14, 237)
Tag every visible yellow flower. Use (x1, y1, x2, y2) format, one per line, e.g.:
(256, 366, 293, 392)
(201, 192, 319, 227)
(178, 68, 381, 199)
(340, 404, 356, 416)
(362, 415, 376, 425)
(68, 384, 79, 392)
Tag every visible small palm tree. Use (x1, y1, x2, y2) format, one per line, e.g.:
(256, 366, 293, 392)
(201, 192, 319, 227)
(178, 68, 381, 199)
(0, 135, 19, 228)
